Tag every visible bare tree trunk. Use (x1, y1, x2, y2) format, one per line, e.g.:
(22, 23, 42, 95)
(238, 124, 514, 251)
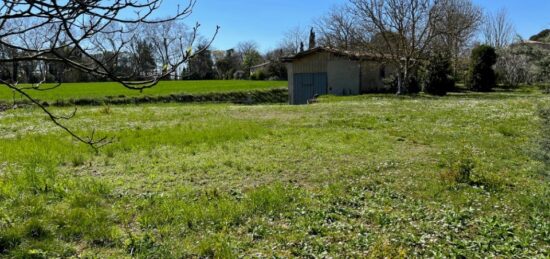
(452, 41, 459, 78)
(397, 62, 410, 95)
(397, 69, 403, 95)
(403, 64, 409, 94)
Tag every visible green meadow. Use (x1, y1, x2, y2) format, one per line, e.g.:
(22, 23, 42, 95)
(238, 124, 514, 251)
(0, 80, 287, 102)
(0, 88, 548, 257)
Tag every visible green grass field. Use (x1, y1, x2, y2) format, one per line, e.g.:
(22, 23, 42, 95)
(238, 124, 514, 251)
(0, 89, 548, 257)
(0, 80, 287, 102)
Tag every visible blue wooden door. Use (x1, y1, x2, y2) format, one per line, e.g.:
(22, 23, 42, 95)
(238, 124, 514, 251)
(313, 73, 327, 96)
(293, 73, 327, 104)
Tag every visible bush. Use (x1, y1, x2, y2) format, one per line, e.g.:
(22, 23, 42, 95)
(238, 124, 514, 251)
(381, 75, 399, 93)
(529, 29, 550, 42)
(250, 70, 267, 81)
(407, 76, 421, 94)
(468, 45, 497, 92)
(266, 61, 287, 80)
(44, 73, 57, 83)
(382, 74, 420, 94)
(424, 53, 455, 96)
(495, 48, 529, 88)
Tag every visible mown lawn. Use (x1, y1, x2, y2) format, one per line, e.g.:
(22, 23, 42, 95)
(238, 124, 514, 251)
(0, 90, 548, 257)
(0, 80, 287, 102)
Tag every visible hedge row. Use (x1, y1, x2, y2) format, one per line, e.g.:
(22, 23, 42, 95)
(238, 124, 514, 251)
(1, 88, 288, 109)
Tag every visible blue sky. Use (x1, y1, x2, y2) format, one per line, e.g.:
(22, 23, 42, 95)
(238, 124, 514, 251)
(160, 0, 549, 52)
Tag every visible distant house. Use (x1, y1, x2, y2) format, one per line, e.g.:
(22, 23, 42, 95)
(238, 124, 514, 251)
(520, 40, 550, 50)
(250, 62, 271, 75)
(282, 47, 395, 104)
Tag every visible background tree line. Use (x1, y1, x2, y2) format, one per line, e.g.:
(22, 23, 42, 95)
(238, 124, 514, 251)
(0, 16, 286, 84)
(185, 40, 288, 81)
(2, 0, 547, 87)
(0, 20, 191, 84)
(278, 0, 549, 95)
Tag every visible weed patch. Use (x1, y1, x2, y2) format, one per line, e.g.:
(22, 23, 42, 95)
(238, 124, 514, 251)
(0, 158, 117, 257)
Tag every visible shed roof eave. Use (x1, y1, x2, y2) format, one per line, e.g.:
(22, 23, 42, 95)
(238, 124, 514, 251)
(281, 47, 390, 63)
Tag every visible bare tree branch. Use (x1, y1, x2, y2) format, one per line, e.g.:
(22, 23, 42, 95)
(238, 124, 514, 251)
(349, 0, 442, 94)
(483, 8, 515, 49)
(0, 0, 218, 149)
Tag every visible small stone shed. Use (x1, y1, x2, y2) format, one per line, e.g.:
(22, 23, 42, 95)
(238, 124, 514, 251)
(282, 47, 395, 104)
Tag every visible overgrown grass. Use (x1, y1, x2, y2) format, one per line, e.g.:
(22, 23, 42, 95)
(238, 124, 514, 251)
(0, 90, 548, 257)
(0, 80, 287, 102)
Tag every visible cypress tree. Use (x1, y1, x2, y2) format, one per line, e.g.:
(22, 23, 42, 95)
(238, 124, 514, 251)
(424, 53, 455, 96)
(468, 45, 497, 92)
